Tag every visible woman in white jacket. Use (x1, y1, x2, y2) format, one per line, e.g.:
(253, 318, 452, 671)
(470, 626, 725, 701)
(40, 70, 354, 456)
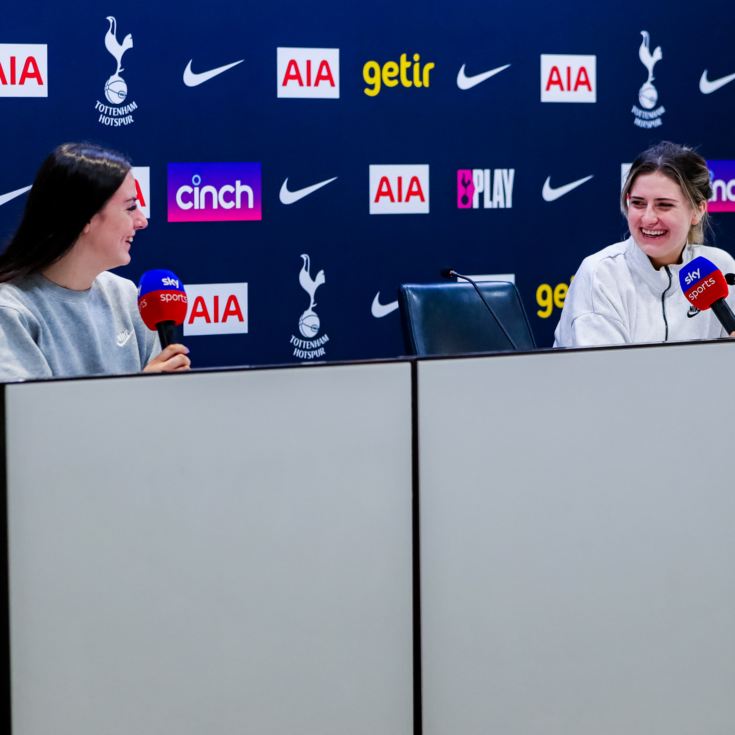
(554, 141, 735, 347)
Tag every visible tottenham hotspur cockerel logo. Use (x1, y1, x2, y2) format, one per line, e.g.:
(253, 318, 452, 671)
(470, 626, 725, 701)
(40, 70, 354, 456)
(290, 253, 330, 360)
(95, 16, 139, 127)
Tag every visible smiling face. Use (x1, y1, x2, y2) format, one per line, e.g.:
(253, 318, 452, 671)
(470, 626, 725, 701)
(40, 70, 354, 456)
(626, 171, 705, 269)
(78, 171, 148, 272)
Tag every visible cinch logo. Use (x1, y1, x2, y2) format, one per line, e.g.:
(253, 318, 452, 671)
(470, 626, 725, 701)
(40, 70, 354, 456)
(184, 283, 248, 336)
(457, 169, 515, 209)
(167, 163, 262, 222)
(370, 165, 429, 215)
(277, 48, 339, 98)
(363, 52, 435, 96)
(540, 54, 596, 102)
(0, 44, 47, 97)
(708, 161, 735, 212)
(132, 166, 150, 218)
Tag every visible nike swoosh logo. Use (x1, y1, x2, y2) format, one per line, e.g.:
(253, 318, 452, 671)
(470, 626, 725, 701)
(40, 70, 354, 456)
(183, 58, 244, 87)
(456, 63, 511, 90)
(116, 329, 134, 347)
(542, 175, 594, 202)
(0, 185, 31, 207)
(371, 292, 398, 318)
(279, 176, 337, 205)
(686, 306, 700, 318)
(699, 69, 735, 95)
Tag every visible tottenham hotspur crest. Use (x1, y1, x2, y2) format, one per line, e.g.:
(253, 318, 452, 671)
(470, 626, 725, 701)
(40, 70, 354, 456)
(632, 30, 665, 128)
(95, 17, 138, 127)
(290, 253, 330, 360)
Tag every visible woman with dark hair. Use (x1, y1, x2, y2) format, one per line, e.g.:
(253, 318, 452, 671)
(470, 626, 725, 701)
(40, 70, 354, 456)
(0, 142, 190, 380)
(554, 141, 735, 347)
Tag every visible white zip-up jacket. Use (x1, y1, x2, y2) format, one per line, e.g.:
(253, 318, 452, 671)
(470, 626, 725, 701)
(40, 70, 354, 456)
(554, 237, 735, 348)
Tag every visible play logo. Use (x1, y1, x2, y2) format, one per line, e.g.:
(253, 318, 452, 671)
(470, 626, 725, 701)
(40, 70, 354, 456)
(0, 44, 47, 97)
(370, 164, 429, 214)
(184, 282, 248, 336)
(457, 168, 514, 209)
(541, 54, 596, 102)
(277, 48, 339, 98)
(708, 160, 735, 212)
(167, 163, 262, 222)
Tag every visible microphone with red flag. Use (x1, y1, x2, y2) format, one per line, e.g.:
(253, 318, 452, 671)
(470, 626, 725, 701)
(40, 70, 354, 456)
(679, 256, 735, 334)
(137, 269, 188, 347)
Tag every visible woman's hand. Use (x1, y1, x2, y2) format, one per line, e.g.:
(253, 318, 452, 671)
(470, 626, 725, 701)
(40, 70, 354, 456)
(143, 344, 191, 373)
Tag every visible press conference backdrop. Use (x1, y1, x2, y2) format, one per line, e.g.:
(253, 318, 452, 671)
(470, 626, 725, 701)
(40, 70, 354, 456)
(1, 0, 734, 367)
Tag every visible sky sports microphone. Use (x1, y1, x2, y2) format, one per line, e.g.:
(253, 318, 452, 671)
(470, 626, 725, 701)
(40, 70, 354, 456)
(441, 268, 518, 349)
(138, 269, 188, 347)
(679, 256, 735, 334)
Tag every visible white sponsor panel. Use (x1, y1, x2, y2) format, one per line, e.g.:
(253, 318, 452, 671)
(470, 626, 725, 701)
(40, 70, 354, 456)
(132, 166, 150, 218)
(621, 163, 632, 191)
(277, 47, 340, 99)
(0, 44, 47, 97)
(465, 273, 516, 284)
(370, 164, 430, 215)
(184, 283, 248, 336)
(540, 54, 596, 102)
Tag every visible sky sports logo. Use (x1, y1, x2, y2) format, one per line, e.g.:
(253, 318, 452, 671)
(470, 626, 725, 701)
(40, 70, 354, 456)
(709, 161, 735, 212)
(167, 163, 262, 222)
(0, 44, 47, 97)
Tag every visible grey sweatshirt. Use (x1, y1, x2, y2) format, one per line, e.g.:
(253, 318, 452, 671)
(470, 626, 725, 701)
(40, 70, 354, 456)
(0, 271, 160, 381)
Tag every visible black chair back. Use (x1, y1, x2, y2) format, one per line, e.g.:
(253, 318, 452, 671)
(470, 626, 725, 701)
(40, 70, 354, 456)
(398, 281, 536, 356)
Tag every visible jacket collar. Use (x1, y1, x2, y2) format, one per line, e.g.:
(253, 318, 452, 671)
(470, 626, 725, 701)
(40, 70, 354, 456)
(625, 236, 698, 297)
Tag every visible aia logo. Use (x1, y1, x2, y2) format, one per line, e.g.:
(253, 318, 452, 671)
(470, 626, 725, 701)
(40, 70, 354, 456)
(540, 54, 596, 102)
(369, 165, 429, 215)
(0, 44, 47, 97)
(184, 283, 248, 336)
(457, 169, 515, 209)
(277, 48, 339, 99)
(131, 166, 150, 218)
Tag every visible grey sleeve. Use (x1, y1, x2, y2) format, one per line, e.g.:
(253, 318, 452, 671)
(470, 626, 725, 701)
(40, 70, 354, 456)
(0, 306, 53, 381)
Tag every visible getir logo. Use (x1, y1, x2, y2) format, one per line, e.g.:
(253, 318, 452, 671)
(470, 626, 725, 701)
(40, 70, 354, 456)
(457, 169, 515, 209)
(132, 166, 150, 218)
(363, 52, 435, 96)
(184, 283, 248, 336)
(708, 161, 735, 213)
(541, 54, 596, 102)
(167, 163, 262, 222)
(0, 44, 47, 97)
(370, 165, 429, 214)
(277, 48, 339, 98)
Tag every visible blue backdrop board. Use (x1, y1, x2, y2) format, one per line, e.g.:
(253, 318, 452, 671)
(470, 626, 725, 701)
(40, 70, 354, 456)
(1, 0, 734, 367)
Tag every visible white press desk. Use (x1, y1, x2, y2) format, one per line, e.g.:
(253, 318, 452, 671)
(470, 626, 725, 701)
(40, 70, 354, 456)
(3, 340, 735, 735)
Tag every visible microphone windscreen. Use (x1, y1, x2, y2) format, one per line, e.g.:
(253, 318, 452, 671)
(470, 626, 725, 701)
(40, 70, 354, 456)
(679, 256, 729, 310)
(137, 269, 188, 331)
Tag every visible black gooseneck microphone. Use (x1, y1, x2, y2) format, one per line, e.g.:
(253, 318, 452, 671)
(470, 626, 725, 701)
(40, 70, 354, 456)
(441, 269, 519, 350)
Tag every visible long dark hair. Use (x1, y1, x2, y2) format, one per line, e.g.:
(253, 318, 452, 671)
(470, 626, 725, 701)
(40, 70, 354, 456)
(0, 142, 131, 282)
